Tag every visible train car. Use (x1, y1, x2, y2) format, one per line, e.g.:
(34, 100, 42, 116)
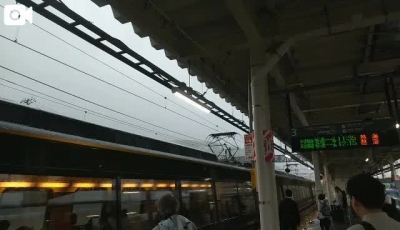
(0, 101, 315, 230)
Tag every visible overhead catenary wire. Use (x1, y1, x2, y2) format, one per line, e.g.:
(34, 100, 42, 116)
(28, 21, 229, 132)
(0, 78, 186, 142)
(0, 34, 224, 133)
(0, 64, 208, 142)
(0, 2, 230, 133)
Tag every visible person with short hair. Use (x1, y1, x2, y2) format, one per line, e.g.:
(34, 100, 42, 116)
(318, 194, 331, 230)
(279, 189, 300, 230)
(346, 174, 400, 230)
(153, 193, 197, 230)
(335, 186, 349, 223)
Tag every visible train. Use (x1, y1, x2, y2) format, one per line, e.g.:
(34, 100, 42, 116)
(0, 100, 315, 230)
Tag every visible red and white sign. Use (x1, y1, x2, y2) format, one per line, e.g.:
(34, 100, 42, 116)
(244, 133, 254, 162)
(263, 130, 275, 163)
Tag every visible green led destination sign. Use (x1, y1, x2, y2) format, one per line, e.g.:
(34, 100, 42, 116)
(291, 119, 399, 152)
(291, 130, 399, 152)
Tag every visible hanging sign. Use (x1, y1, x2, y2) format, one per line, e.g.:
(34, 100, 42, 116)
(263, 130, 275, 163)
(244, 133, 254, 162)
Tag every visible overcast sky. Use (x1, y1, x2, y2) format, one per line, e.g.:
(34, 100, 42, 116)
(0, 0, 314, 178)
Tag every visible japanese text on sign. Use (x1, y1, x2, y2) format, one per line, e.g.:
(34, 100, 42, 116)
(263, 130, 274, 162)
(244, 134, 254, 162)
(292, 130, 398, 152)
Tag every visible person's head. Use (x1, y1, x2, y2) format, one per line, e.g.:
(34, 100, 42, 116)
(318, 194, 326, 201)
(158, 193, 179, 219)
(285, 189, 292, 198)
(334, 186, 341, 193)
(0, 220, 10, 230)
(346, 174, 385, 218)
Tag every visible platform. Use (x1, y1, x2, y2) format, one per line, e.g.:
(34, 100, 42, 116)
(306, 218, 350, 230)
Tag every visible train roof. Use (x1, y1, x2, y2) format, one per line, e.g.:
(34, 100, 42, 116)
(0, 100, 312, 182)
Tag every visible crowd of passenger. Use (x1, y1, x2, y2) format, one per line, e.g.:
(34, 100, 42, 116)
(279, 173, 400, 230)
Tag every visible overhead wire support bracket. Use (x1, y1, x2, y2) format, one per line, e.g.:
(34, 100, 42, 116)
(17, 0, 250, 133)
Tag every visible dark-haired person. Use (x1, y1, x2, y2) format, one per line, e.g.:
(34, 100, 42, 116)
(153, 193, 197, 230)
(279, 189, 300, 230)
(346, 174, 400, 230)
(318, 194, 331, 230)
(335, 186, 348, 223)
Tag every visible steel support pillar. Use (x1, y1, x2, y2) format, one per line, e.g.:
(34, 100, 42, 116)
(323, 164, 332, 204)
(248, 73, 253, 132)
(390, 162, 396, 181)
(312, 152, 323, 198)
(251, 49, 279, 230)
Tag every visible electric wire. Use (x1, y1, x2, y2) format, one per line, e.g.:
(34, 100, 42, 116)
(0, 64, 207, 142)
(0, 4, 248, 147)
(0, 34, 223, 133)
(0, 3, 246, 136)
(31, 22, 230, 132)
(0, 78, 184, 141)
(0, 4, 230, 132)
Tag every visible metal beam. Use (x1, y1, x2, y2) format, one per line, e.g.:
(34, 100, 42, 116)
(172, 3, 400, 60)
(303, 92, 394, 113)
(271, 68, 309, 126)
(18, 0, 250, 133)
(224, 0, 262, 44)
(270, 70, 400, 95)
(307, 108, 392, 125)
(287, 58, 400, 89)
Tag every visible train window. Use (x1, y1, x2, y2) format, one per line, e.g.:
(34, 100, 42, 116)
(180, 181, 216, 226)
(215, 182, 240, 220)
(237, 182, 256, 214)
(0, 174, 116, 230)
(120, 179, 177, 230)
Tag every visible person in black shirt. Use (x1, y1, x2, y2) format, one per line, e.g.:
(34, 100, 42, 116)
(279, 189, 300, 230)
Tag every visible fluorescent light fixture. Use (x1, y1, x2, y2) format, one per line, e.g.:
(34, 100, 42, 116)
(0, 182, 33, 188)
(86, 215, 100, 218)
(396, 123, 399, 129)
(285, 154, 291, 159)
(365, 158, 369, 162)
(73, 183, 95, 188)
(39, 182, 69, 188)
(123, 191, 140, 194)
(173, 91, 210, 113)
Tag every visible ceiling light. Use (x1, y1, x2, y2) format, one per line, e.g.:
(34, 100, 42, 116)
(365, 158, 369, 162)
(173, 91, 210, 113)
(396, 123, 399, 129)
(284, 154, 291, 159)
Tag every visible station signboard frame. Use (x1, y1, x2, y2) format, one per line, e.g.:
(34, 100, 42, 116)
(291, 119, 399, 152)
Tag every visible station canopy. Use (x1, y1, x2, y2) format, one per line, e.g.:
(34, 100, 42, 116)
(90, 0, 400, 179)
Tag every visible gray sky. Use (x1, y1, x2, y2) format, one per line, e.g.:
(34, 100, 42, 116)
(0, 0, 314, 179)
